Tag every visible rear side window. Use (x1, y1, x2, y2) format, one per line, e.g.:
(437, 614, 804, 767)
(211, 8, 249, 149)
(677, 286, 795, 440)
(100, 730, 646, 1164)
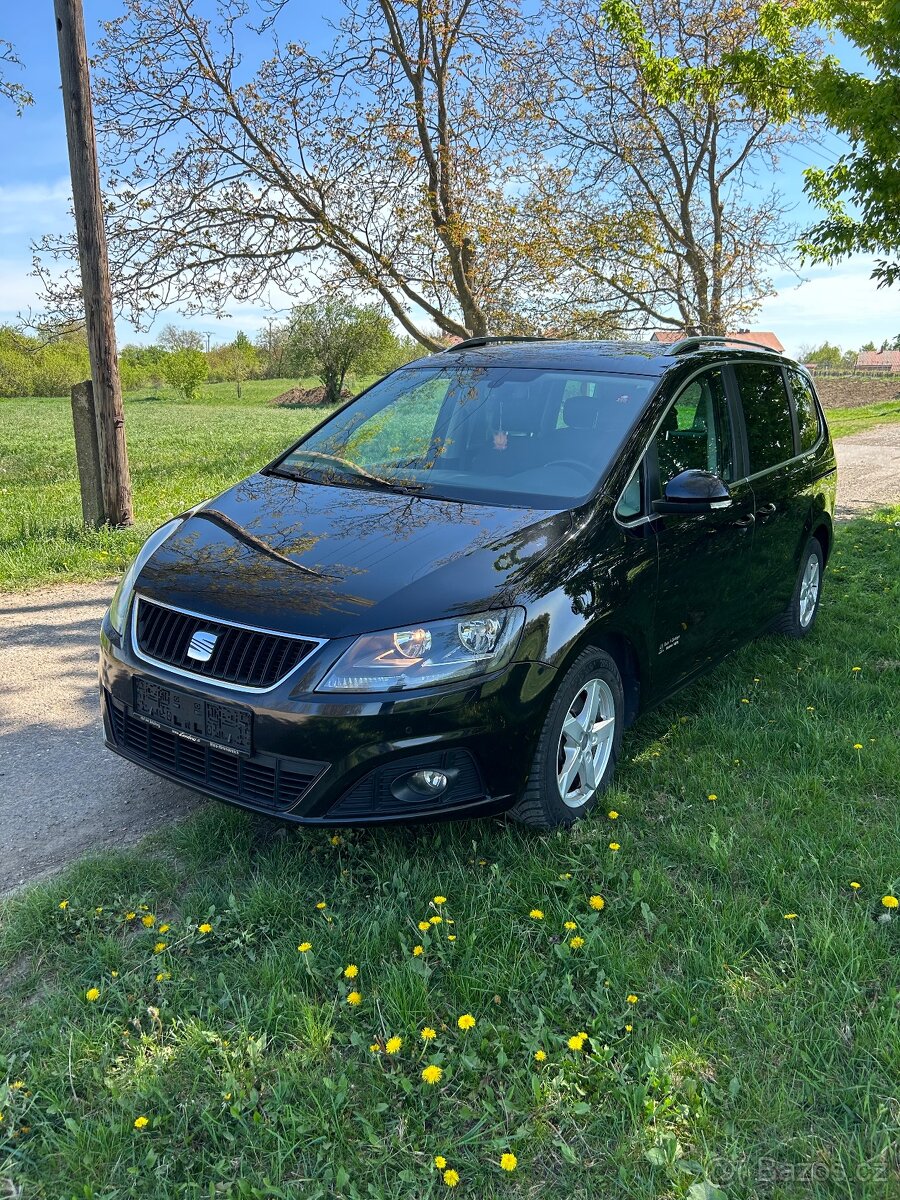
(787, 368, 822, 451)
(733, 363, 794, 472)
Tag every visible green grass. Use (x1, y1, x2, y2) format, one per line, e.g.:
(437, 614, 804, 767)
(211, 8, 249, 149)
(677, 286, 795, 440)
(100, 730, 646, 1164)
(1, 388, 898, 590)
(1, 507, 898, 1198)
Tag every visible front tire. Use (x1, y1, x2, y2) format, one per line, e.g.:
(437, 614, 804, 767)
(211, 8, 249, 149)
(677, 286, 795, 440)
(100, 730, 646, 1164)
(511, 647, 624, 830)
(771, 537, 824, 638)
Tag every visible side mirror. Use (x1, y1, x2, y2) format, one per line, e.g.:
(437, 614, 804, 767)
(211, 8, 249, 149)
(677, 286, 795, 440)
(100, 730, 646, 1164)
(652, 469, 732, 515)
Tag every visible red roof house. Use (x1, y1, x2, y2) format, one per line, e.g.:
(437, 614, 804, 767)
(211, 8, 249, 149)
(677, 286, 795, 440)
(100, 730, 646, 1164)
(855, 349, 900, 372)
(650, 329, 784, 352)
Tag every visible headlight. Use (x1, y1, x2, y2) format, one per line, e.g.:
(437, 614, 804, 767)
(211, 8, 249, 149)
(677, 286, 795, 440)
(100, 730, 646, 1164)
(316, 607, 525, 693)
(108, 518, 184, 635)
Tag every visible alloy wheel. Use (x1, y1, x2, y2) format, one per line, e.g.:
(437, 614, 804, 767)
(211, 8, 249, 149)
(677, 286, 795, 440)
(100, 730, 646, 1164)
(799, 553, 820, 628)
(556, 677, 616, 808)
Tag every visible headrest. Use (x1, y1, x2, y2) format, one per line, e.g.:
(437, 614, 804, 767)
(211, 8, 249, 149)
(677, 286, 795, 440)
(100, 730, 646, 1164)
(562, 393, 598, 430)
(498, 383, 543, 434)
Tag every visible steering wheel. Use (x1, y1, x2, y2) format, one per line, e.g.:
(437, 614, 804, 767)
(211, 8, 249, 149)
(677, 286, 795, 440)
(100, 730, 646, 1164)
(543, 459, 596, 482)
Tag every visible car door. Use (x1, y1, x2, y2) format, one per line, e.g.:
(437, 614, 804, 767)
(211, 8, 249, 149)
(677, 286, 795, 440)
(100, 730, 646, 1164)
(648, 365, 757, 695)
(730, 360, 813, 630)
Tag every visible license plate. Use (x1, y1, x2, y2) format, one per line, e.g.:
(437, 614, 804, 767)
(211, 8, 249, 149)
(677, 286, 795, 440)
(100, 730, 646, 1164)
(133, 678, 252, 755)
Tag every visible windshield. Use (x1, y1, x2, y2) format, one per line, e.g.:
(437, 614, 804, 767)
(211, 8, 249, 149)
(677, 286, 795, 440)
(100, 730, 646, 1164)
(273, 364, 656, 506)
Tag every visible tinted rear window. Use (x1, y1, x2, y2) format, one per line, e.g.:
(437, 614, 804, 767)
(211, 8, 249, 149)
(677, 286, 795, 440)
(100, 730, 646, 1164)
(787, 368, 822, 451)
(733, 363, 795, 472)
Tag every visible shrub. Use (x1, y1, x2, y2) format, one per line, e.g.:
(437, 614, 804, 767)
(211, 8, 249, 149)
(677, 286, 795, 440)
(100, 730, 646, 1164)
(161, 348, 208, 400)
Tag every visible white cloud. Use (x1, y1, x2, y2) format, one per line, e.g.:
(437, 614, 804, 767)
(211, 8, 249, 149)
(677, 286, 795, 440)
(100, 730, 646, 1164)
(758, 257, 900, 356)
(0, 179, 72, 237)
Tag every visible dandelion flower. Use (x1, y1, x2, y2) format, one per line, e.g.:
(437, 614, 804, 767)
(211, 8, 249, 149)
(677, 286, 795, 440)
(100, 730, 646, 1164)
(434, 1156, 447, 1169)
(534, 1049, 546, 1062)
(457, 1013, 476, 1031)
(85, 987, 100, 1002)
(882, 895, 898, 910)
(529, 909, 544, 920)
(58, 900, 69, 910)
(316, 902, 327, 910)
(627, 994, 638, 1004)
(447, 934, 456, 942)
(569, 936, 585, 949)
(134, 1116, 149, 1129)
(422, 1064, 443, 1085)
(589, 895, 605, 911)
(297, 942, 312, 953)
(158, 923, 170, 933)
(413, 945, 424, 956)
(418, 920, 431, 932)
(741, 698, 750, 704)
(153, 942, 166, 953)
(707, 794, 718, 801)
(429, 915, 443, 925)
(850, 882, 861, 890)
(422, 1027, 437, 1040)
(198, 923, 212, 934)
(608, 810, 619, 819)
(609, 842, 620, 852)
(564, 920, 577, 931)
(141, 914, 155, 927)
(852, 666, 861, 672)
(567, 1032, 587, 1051)
(330, 835, 342, 846)
(443, 1168, 460, 1187)
(500, 1153, 517, 1172)
(344, 964, 359, 978)
(625, 1024, 633, 1033)
(125, 912, 136, 921)
(559, 872, 572, 880)
(385, 1036, 403, 1055)
(853, 743, 863, 750)
(346, 991, 362, 1006)
(784, 913, 798, 920)
(433, 896, 446, 905)
(369, 1043, 380, 1053)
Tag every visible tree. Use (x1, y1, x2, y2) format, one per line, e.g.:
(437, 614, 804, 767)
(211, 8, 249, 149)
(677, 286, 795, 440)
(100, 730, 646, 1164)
(216, 331, 259, 399)
(799, 342, 842, 368)
(158, 324, 205, 353)
(161, 347, 208, 400)
(603, 0, 900, 287)
(36, 0, 595, 347)
(0, 39, 32, 115)
(532, 0, 808, 335)
(286, 300, 396, 405)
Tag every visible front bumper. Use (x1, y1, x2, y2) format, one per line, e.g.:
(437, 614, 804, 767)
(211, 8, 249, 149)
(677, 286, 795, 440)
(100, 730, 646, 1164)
(100, 618, 556, 826)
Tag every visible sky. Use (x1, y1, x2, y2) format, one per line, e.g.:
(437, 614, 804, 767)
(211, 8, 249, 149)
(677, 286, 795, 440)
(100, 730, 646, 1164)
(2, 2, 898, 358)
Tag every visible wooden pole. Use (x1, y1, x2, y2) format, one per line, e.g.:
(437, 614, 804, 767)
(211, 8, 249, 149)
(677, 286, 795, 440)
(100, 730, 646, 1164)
(54, 0, 133, 526)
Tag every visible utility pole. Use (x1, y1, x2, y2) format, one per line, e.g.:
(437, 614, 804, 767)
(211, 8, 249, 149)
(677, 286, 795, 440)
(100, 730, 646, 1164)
(54, 0, 133, 526)
(203, 331, 213, 353)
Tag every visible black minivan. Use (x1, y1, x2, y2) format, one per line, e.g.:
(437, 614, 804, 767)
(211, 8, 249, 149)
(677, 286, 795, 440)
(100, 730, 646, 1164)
(100, 336, 836, 828)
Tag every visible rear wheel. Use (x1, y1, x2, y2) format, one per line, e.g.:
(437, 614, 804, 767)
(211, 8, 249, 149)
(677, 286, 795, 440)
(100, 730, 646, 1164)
(771, 537, 824, 638)
(511, 647, 624, 829)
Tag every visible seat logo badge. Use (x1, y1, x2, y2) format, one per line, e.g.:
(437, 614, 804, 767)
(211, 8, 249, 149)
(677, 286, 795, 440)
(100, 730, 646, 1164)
(187, 630, 218, 662)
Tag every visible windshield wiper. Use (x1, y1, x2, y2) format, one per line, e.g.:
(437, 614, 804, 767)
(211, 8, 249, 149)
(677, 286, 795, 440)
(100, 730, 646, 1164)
(270, 452, 426, 496)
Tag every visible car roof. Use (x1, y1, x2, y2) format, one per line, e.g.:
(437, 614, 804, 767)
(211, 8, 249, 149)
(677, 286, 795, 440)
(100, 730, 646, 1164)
(404, 337, 795, 378)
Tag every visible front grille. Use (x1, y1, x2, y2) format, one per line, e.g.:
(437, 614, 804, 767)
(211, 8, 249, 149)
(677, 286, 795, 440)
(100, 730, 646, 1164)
(107, 693, 326, 812)
(134, 597, 320, 689)
(328, 749, 484, 819)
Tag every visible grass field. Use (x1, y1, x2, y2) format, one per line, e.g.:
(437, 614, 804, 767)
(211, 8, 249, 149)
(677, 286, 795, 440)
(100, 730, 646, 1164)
(2, 381, 899, 591)
(0, 505, 898, 1197)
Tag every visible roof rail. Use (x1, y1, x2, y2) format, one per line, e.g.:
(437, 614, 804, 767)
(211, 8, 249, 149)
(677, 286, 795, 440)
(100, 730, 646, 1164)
(664, 335, 781, 357)
(444, 335, 549, 352)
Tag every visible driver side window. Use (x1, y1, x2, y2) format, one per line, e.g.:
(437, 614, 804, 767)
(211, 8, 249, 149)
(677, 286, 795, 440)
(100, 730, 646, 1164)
(653, 368, 734, 488)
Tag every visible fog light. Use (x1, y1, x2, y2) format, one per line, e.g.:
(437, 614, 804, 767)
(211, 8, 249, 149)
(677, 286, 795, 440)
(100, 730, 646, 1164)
(409, 769, 448, 796)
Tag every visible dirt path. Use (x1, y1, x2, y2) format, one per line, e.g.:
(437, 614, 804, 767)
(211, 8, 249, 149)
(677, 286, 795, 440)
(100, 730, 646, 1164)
(1, 427, 897, 894)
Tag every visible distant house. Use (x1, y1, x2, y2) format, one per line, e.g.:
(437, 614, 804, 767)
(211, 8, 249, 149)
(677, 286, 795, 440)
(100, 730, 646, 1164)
(855, 349, 900, 373)
(650, 329, 785, 353)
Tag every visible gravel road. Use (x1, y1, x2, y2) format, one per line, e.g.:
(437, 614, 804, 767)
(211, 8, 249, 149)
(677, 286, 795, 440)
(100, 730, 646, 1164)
(1, 426, 898, 894)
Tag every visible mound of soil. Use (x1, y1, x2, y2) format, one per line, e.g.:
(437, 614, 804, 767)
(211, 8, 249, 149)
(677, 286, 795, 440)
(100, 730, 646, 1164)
(270, 385, 348, 407)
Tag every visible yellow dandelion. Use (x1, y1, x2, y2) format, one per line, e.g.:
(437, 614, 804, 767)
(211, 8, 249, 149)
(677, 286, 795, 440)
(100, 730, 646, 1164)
(570, 936, 585, 949)
(741, 698, 750, 704)
(125, 911, 136, 921)
(589, 895, 605, 911)
(707, 793, 718, 801)
(141, 915, 155, 928)
(433, 895, 446, 905)
(882, 895, 898, 910)
(853, 743, 863, 750)
(155, 972, 170, 982)
(344, 964, 359, 978)
(413, 945, 424, 956)
(346, 991, 362, 1006)
(457, 1013, 476, 1030)
(10, 1082, 24, 1091)
(369, 1043, 380, 1053)
(852, 666, 861, 672)
(153, 942, 166, 953)
(418, 920, 431, 932)
(85, 987, 100, 1002)
(567, 1032, 587, 1051)
(609, 842, 620, 852)
(850, 882, 861, 890)
(95, 906, 103, 915)
(422, 1064, 443, 1085)
(429, 915, 443, 925)
(627, 993, 638, 1004)
(385, 1036, 402, 1054)
(297, 941, 312, 953)
(784, 913, 798, 920)
(443, 1169, 460, 1187)
(625, 1023, 633, 1033)
(500, 1153, 517, 1172)
(198, 923, 212, 934)
(134, 1116, 149, 1129)
(529, 909, 544, 920)
(564, 920, 577, 930)
(558, 872, 572, 879)
(330, 835, 342, 845)
(434, 1156, 447, 1169)
(447, 934, 456, 941)
(316, 902, 327, 910)
(158, 923, 170, 933)
(421, 1026, 437, 1041)
(534, 1049, 546, 1062)
(58, 900, 69, 910)
(608, 810, 619, 819)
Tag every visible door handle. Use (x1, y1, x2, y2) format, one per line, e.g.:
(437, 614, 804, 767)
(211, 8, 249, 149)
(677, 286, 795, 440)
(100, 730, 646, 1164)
(756, 503, 777, 516)
(733, 514, 755, 528)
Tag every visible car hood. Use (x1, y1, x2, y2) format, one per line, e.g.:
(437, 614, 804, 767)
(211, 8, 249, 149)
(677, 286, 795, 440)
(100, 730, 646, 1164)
(136, 473, 573, 639)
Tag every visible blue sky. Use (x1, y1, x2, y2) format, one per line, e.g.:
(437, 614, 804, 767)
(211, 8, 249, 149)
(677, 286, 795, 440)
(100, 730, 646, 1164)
(2, 2, 898, 356)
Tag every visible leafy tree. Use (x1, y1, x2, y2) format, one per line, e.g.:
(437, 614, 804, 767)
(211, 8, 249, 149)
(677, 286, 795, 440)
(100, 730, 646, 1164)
(602, 0, 900, 286)
(799, 342, 843, 368)
(286, 300, 397, 405)
(880, 335, 900, 352)
(212, 332, 260, 398)
(0, 39, 32, 116)
(161, 348, 208, 400)
(534, 0, 806, 334)
(158, 325, 205, 353)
